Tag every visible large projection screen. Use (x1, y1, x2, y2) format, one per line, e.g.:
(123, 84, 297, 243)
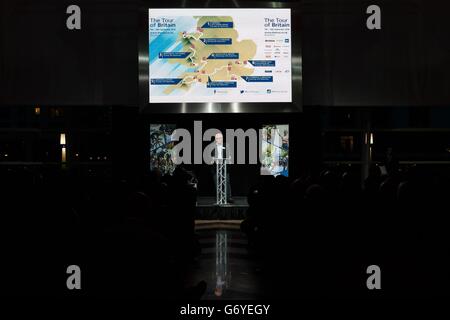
(148, 8, 292, 103)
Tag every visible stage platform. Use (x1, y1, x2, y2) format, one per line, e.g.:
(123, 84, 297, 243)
(196, 196, 249, 220)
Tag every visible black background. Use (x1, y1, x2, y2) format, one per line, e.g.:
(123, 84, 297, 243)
(1, 0, 450, 301)
(1, 0, 450, 107)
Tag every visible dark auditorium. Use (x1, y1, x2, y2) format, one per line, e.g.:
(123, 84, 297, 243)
(1, 0, 449, 305)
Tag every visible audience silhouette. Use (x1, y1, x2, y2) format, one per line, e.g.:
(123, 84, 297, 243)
(0, 164, 448, 298)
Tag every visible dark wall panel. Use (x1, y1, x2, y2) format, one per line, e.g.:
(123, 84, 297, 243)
(0, 0, 138, 106)
(302, 0, 450, 106)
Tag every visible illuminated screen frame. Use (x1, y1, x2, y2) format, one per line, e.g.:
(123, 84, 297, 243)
(138, 1, 302, 113)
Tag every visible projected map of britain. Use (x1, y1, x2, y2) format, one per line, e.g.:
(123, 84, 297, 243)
(149, 9, 292, 103)
(167, 16, 255, 94)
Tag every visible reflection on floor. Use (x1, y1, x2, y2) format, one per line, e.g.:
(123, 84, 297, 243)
(185, 220, 269, 300)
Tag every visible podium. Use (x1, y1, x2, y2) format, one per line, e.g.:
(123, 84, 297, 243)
(213, 156, 230, 205)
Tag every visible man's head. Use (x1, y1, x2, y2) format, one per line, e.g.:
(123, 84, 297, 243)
(214, 132, 223, 145)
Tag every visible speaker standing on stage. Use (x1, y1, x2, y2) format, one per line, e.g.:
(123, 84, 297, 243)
(211, 132, 233, 203)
